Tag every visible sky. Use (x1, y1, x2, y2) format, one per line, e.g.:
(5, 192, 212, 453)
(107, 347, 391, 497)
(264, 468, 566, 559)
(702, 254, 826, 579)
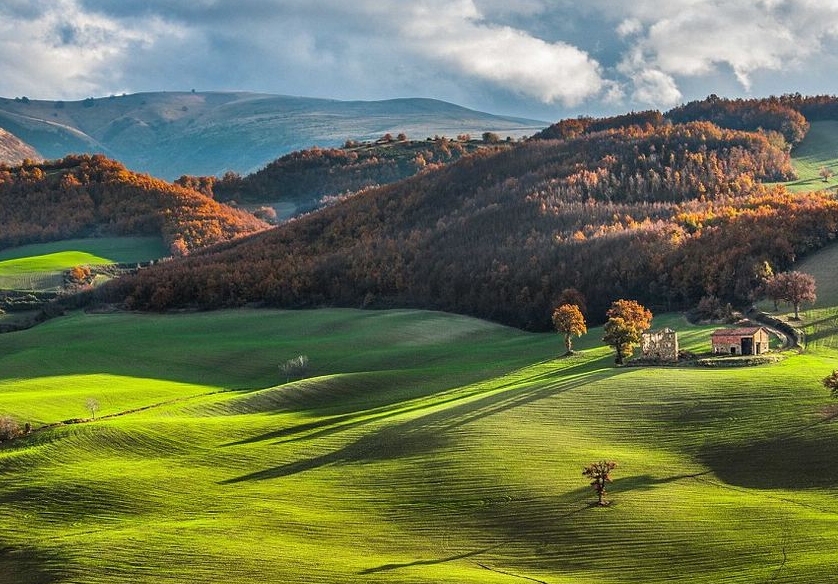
(3, 0, 838, 120)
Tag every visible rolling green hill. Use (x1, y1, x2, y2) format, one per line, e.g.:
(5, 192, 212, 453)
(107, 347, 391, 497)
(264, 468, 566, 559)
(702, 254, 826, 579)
(2, 301, 838, 582)
(781, 121, 838, 192)
(0, 92, 545, 179)
(0, 237, 167, 291)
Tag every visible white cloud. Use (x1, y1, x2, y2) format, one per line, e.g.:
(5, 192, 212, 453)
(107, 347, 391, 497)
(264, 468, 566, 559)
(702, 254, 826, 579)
(384, 0, 606, 105)
(605, 0, 838, 103)
(0, 0, 175, 98)
(6, 0, 838, 115)
(616, 18, 642, 38)
(629, 69, 682, 106)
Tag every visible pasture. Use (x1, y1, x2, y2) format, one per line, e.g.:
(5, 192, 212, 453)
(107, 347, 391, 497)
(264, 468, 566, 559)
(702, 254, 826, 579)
(0, 237, 167, 291)
(1, 301, 838, 583)
(782, 120, 838, 192)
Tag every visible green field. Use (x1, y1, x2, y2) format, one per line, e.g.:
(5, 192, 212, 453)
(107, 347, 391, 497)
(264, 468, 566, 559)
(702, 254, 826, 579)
(0, 237, 167, 291)
(781, 121, 838, 192)
(2, 295, 838, 583)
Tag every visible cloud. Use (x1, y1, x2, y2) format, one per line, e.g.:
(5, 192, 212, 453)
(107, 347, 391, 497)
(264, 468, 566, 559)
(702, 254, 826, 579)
(398, 1, 605, 105)
(4, 1, 838, 116)
(629, 69, 682, 106)
(606, 0, 838, 99)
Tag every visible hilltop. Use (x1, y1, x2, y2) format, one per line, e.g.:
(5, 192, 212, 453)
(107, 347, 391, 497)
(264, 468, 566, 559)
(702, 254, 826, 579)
(211, 135, 511, 217)
(0, 92, 545, 179)
(0, 126, 39, 165)
(0, 155, 266, 253)
(107, 96, 838, 329)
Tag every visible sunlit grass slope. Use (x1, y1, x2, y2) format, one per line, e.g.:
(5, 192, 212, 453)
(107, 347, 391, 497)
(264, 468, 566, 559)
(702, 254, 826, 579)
(1, 307, 837, 583)
(0, 236, 167, 290)
(782, 120, 838, 192)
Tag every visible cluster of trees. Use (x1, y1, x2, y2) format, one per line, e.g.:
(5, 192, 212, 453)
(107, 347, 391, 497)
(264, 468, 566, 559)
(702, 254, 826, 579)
(668, 95, 809, 144)
(212, 137, 502, 207)
(533, 110, 664, 141)
(554, 298, 652, 365)
(533, 93, 828, 147)
(102, 114, 837, 330)
(0, 155, 266, 251)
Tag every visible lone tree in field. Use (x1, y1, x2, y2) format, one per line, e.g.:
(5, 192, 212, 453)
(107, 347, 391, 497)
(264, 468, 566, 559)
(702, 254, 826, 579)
(602, 299, 653, 365)
(583, 460, 617, 506)
(820, 166, 834, 182)
(552, 304, 587, 355)
(824, 371, 838, 398)
(280, 355, 310, 383)
(86, 398, 100, 420)
(769, 271, 817, 319)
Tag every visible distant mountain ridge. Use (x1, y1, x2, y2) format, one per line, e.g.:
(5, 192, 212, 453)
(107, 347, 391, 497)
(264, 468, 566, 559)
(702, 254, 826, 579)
(0, 126, 40, 165)
(0, 92, 546, 179)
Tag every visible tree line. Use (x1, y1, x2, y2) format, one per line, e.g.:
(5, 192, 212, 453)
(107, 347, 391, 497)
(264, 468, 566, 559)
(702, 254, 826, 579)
(0, 155, 266, 252)
(101, 114, 838, 330)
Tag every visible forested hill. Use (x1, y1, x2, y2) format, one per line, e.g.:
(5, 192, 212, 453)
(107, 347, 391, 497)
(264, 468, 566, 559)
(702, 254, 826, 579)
(0, 127, 39, 165)
(0, 92, 545, 179)
(106, 94, 838, 329)
(211, 135, 511, 210)
(0, 155, 266, 252)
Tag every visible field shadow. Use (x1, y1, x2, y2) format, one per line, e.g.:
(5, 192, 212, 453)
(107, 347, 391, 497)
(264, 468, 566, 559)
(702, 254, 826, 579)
(699, 431, 838, 490)
(223, 361, 621, 483)
(359, 541, 509, 574)
(0, 542, 69, 584)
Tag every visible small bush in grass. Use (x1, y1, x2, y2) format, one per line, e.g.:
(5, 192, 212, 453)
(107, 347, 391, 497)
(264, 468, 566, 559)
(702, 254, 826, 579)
(0, 416, 20, 441)
(280, 355, 310, 383)
(824, 370, 838, 398)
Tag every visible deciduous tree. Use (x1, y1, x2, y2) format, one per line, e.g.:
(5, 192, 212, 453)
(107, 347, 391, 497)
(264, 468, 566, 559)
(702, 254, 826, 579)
(86, 398, 100, 420)
(769, 271, 817, 319)
(603, 300, 653, 364)
(552, 304, 587, 354)
(280, 355, 310, 383)
(823, 370, 838, 398)
(583, 460, 617, 506)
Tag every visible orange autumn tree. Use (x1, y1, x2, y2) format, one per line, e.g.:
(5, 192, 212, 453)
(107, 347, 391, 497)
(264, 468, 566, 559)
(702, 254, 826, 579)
(552, 304, 587, 355)
(602, 299, 653, 365)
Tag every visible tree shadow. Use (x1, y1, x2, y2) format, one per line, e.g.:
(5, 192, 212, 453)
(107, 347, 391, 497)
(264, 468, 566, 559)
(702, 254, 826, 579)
(359, 541, 509, 574)
(222, 360, 622, 484)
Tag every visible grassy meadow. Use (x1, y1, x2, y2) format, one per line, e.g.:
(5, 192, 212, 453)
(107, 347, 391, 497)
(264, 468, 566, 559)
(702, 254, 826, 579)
(0, 237, 167, 291)
(1, 293, 838, 583)
(782, 120, 838, 192)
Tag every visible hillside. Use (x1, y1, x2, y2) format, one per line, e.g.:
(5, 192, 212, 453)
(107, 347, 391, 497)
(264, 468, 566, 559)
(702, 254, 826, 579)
(777, 120, 838, 192)
(0, 155, 266, 252)
(0, 92, 545, 179)
(2, 303, 838, 582)
(212, 136, 510, 216)
(0, 127, 39, 165)
(105, 117, 838, 329)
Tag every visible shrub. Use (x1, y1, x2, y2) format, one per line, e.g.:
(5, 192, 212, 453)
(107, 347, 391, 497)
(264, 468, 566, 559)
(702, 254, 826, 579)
(0, 416, 20, 441)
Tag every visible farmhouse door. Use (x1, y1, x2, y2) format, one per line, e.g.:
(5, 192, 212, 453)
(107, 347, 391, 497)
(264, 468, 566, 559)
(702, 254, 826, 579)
(741, 337, 754, 355)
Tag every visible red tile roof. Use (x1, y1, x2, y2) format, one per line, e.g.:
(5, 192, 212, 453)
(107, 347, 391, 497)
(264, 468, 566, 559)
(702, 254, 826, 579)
(711, 327, 763, 337)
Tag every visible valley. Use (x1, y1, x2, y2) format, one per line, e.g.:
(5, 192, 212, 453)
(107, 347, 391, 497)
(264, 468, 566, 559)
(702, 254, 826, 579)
(1, 294, 837, 582)
(2, 94, 838, 583)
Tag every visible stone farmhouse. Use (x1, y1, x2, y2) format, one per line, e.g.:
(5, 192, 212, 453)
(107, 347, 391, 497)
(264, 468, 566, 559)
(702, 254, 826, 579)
(711, 327, 770, 356)
(640, 328, 679, 362)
